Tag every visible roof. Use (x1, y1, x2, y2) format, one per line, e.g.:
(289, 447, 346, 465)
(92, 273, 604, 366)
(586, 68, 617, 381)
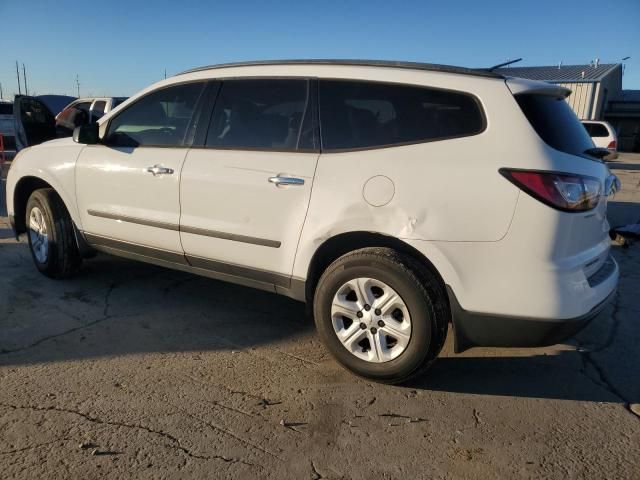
(495, 63, 620, 82)
(177, 59, 503, 79)
(611, 90, 640, 103)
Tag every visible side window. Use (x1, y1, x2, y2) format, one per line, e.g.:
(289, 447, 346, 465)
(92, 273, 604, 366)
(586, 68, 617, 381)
(72, 102, 92, 128)
(90, 101, 107, 121)
(206, 79, 314, 150)
(587, 123, 609, 137)
(319, 80, 485, 151)
(106, 82, 205, 147)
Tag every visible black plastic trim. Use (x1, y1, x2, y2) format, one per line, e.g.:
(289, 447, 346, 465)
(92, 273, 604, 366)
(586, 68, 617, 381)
(448, 285, 616, 353)
(82, 232, 294, 290)
(87, 209, 179, 231)
(84, 233, 189, 265)
(186, 255, 290, 287)
(180, 225, 281, 248)
(9, 214, 17, 239)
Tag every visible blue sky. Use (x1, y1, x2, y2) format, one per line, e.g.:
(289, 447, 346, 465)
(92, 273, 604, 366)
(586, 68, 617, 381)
(0, 0, 638, 98)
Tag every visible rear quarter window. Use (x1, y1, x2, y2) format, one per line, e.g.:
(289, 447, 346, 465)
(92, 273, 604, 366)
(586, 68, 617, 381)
(516, 94, 594, 155)
(319, 80, 485, 151)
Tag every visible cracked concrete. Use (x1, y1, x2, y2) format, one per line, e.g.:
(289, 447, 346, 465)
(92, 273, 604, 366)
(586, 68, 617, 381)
(0, 154, 639, 479)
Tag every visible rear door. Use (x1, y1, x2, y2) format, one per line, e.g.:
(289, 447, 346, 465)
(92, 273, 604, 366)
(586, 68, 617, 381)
(75, 81, 208, 256)
(179, 78, 319, 285)
(13, 96, 56, 150)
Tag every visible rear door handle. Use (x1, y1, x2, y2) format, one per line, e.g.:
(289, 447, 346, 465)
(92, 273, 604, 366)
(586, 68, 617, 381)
(268, 175, 305, 187)
(147, 164, 174, 176)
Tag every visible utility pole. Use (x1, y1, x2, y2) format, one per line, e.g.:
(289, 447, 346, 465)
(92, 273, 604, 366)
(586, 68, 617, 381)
(0, 82, 3, 100)
(22, 63, 28, 96)
(16, 61, 22, 95)
(164, 68, 167, 79)
(76, 75, 80, 98)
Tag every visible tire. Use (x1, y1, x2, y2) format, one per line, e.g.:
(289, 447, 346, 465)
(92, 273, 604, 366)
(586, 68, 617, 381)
(313, 247, 448, 383)
(25, 188, 81, 278)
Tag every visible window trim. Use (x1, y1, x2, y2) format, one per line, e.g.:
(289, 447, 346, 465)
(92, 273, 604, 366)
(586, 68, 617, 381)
(317, 78, 487, 153)
(199, 77, 321, 154)
(102, 79, 209, 149)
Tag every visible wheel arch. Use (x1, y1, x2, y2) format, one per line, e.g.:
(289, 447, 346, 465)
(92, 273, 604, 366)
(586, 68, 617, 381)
(12, 176, 54, 234)
(304, 231, 449, 308)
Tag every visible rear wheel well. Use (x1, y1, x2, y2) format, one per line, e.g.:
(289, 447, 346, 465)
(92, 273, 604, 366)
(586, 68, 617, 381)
(13, 177, 54, 234)
(305, 232, 449, 312)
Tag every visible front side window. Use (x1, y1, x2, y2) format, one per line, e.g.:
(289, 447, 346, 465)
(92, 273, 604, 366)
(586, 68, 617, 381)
(106, 82, 205, 147)
(206, 79, 314, 150)
(319, 80, 485, 151)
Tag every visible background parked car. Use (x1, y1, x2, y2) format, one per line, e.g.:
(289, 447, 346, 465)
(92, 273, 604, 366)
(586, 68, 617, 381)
(0, 100, 16, 159)
(55, 97, 128, 137)
(582, 120, 618, 160)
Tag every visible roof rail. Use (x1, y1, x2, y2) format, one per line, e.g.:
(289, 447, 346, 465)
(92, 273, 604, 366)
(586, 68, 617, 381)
(176, 59, 504, 79)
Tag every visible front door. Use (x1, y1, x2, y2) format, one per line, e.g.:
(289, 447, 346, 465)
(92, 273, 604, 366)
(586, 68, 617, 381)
(13, 96, 56, 151)
(75, 81, 208, 257)
(179, 78, 319, 285)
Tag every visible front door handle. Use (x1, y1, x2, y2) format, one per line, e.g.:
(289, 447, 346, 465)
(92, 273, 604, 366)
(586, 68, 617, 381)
(268, 175, 305, 187)
(147, 164, 174, 176)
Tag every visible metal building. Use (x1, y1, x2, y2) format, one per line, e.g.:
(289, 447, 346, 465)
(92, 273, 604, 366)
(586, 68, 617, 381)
(496, 62, 622, 120)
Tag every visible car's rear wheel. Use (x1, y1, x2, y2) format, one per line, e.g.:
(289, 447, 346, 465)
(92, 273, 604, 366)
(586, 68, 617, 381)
(26, 188, 81, 278)
(313, 247, 448, 383)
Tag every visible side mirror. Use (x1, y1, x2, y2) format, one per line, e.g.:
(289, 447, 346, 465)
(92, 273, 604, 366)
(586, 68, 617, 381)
(73, 123, 99, 145)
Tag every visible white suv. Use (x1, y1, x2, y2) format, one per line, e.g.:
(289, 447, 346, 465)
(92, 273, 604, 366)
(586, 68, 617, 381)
(581, 120, 618, 160)
(5, 60, 619, 382)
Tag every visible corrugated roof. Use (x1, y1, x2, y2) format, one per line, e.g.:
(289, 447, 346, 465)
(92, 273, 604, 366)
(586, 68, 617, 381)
(495, 63, 620, 82)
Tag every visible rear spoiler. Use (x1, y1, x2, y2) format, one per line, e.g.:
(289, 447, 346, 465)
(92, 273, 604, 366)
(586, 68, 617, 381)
(505, 77, 571, 98)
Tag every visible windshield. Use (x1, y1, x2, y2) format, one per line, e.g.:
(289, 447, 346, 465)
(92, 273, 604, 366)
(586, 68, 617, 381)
(515, 94, 595, 155)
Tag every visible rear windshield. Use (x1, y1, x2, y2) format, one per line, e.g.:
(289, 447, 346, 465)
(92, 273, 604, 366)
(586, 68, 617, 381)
(0, 103, 12, 115)
(583, 122, 609, 137)
(515, 94, 594, 155)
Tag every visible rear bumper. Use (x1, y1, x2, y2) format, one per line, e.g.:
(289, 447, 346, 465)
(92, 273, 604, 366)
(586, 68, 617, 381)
(604, 150, 619, 161)
(448, 285, 616, 353)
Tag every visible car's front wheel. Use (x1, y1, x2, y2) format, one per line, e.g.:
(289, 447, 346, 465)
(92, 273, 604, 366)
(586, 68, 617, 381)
(26, 188, 81, 278)
(313, 248, 448, 383)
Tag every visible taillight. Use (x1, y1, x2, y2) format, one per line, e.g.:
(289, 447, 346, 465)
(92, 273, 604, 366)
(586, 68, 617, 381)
(607, 140, 616, 150)
(500, 169, 602, 212)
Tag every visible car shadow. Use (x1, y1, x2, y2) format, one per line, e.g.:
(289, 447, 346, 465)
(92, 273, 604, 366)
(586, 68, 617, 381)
(0, 244, 315, 366)
(2, 240, 638, 407)
(408, 350, 625, 404)
(607, 161, 640, 171)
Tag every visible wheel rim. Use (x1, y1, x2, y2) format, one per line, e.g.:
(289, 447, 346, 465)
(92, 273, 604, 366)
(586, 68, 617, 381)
(331, 278, 412, 363)
(28, 206, 49, 264)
